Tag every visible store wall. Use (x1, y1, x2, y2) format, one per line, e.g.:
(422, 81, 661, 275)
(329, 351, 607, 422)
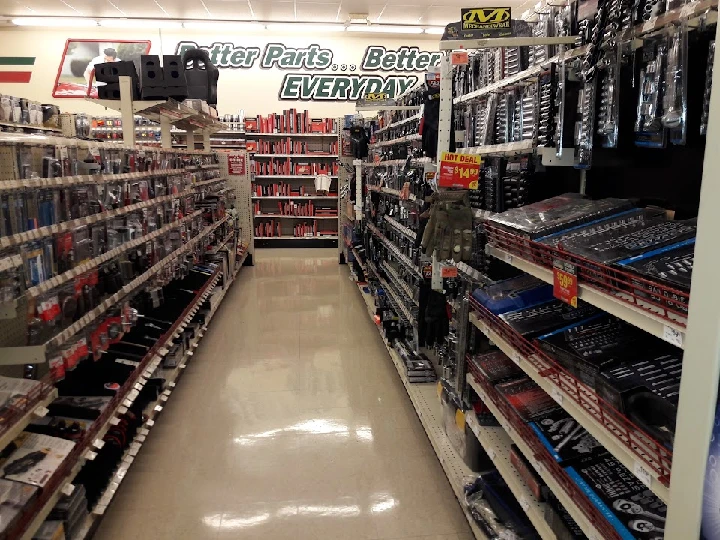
(0, 27, 440, 117)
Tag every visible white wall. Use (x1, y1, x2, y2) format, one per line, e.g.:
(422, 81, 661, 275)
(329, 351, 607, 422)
(0, 27, 440, 118)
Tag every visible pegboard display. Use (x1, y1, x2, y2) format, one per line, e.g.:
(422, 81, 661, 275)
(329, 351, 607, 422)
(224, 151, 254, 257)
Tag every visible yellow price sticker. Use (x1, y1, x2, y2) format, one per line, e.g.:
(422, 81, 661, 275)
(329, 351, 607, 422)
(455, 408, 466, 431)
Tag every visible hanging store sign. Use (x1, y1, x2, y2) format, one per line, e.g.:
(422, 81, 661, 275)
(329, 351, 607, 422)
(227, 153, 246, 176)
(438, 152, 481, 189)
(553, 260, 578, 307)
(441, 7, 513, 40)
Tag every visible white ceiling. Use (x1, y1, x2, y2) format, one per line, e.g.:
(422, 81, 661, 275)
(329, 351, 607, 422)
(0, 0, 535, 26)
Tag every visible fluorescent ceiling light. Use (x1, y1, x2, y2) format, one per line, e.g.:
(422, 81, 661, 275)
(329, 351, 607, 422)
(12, 17, 98, 27)
(183, 21, 265, 30)
(424, 27, 445, 34)
(99, 19, 182, 28)
(349, 13, 369, 23)
(348, 25, 423, 34)
(265, 23, 346, 33)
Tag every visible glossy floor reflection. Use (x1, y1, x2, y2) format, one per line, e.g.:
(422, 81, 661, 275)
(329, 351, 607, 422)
(96, 249, 473, 540)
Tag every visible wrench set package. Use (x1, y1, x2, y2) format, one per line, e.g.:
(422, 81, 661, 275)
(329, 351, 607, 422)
(565, 454, 667, 538)
(529, 408, 605, 465)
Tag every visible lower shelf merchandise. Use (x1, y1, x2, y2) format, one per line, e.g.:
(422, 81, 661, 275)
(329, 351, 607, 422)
(0, 241, 248, 539)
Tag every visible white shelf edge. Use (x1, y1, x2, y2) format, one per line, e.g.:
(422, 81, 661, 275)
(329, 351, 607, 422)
(251, 196, 338, 200)
(466, 376, 604, 539)
(246, 132, 338, 137)
(469, 312, 671, 503)
(253, 215, 339, 219)
(251, 154, 339, 158)
(253, 175, 338, 179)
(255, 236, 339, 240)
(464, 413, 556, 539)
(485, 245, 686, 347)
(352, 279, 488, 540)
(374, 112, 422, 135)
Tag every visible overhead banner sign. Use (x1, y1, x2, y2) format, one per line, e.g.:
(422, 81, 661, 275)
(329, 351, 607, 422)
(173, 42, 438, 101)
(442, 7, 514, 40)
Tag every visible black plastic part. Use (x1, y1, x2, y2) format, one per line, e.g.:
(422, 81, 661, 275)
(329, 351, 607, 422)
(95, 61, 138, 83)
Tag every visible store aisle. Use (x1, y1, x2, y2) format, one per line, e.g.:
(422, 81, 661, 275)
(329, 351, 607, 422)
(95, 249, 472, 540)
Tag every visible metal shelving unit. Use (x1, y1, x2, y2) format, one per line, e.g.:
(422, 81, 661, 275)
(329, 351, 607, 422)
(88, 76, 227, 149)
(469, 312, 670, 503)
(466, 375, 606, 539)
(485, 245, 686, 347)
(464, 413, 555, 539)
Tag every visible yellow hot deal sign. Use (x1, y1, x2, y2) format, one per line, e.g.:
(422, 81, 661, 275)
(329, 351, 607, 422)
(438, 152, 481, 189)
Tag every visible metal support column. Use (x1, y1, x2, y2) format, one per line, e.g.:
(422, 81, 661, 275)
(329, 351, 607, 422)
(160, 117, 171, 149)
(437, 55, 453, 157)
(203, 132, 211, 151)
(186, 129, 195, 151)
(454, 296, 470, 401)
(118, 76, 136, 147)
(666, 20, 720, 539)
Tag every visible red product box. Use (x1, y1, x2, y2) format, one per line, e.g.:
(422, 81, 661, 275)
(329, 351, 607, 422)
(309, 119, 326, 133)
(245, 118, 259, 132)
(510, 445, 547, 501)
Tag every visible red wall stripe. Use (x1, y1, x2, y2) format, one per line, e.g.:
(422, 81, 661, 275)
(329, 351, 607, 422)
(0, 72, 32, 83)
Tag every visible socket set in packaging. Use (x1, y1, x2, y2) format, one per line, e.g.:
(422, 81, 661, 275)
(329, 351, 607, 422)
(0, 95, 44, 127)
(90, 116, 161, 142)
(0, 136, 220, 182)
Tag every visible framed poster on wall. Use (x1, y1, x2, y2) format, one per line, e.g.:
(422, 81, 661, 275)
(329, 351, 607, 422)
(53, 39, 151, 98)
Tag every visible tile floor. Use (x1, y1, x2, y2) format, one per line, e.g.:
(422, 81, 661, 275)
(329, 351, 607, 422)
(96, 248, 472, 540)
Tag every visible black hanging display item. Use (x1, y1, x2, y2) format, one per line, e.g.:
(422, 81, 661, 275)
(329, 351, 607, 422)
(162, 55, 189, 102)
(139, 55, 167, 100)
(181, 48, 220, 106)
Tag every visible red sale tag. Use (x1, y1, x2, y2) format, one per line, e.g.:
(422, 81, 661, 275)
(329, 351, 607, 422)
(441, 266, 458, 278)
(438, 152, 481, 189)
(451, 51, 469, 65)
(553, 260, 578, 307)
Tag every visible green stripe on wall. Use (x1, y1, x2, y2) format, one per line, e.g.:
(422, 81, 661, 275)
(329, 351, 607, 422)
(0, 57, 35, 66)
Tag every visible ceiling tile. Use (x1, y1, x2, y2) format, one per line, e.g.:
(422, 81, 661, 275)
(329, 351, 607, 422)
(252, 0, 296, 20)
(376, 4, 425, 23)
(204, 0, 253, 20)
(296, 2, 340, 21)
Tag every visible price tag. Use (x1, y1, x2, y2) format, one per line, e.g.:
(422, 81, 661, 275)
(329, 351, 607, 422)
(179, 364, 187, 369)
(642, 20, 654, 32)
(140, 428, 150, 436)
(633, 461, 653, 488)
(154, 405, 163, 412)
(553, 260, 578, 307)
(147, 419, 155, 427)
(136, 434, 147, 443)
(34, 406, 49, 417)
(118, 406, 128, 415)
(441, 265, 458, 278)
(94, 504, 108, 516)
(519, 497, 530, 511)
(511, 351, 521, 366)
(61, 483, 75, 496)
(455, 409, 466, 431)
(134, 383, 143, 391)
(109, 417, 120, 426)
(169, 382, 176, 388)
(438, 151, 481, 189)
(662, 325, 684, 348)
(487, 447, 496, 460)
(451, 50, 469, 65)
(93, 439, 105, 449)
(85, 450, 97, 461)
(550, 387, 564, 405)
(122, 455, 135, 465)
(503, 252, 513, 265)
(160, 395, 168, 402)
